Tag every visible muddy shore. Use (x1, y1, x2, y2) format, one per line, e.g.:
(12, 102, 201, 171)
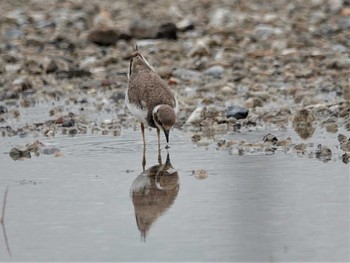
(0, 0, 349, 162)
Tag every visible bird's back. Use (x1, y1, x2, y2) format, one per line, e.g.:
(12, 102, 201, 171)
(128, 70, 176, 112)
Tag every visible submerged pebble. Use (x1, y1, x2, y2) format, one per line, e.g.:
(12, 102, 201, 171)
(315, 144, 332, 162)
(192, 169, 208, 180)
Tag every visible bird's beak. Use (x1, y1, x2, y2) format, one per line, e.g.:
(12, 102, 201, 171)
(164, 130, 170, 143)
(165, 153, 170, 164)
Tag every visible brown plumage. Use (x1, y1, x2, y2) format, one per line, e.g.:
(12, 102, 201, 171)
(126, 48, 177, 147)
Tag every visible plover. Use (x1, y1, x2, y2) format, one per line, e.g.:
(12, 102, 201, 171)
(126, 46, 177, 149)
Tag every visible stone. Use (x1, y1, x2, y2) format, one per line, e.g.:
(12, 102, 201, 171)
(156, 22, 177, 40)
(173, 68, 201, 81)
(186, 107, 205, 125)
(192, 169, 208, 179)
(0, 105, 8, 114)
(315, 144, 332, 162)
(292, 109, 315, 139)
(204, 65, 224, 78)
(226, 106, 249, 120)
(263, 133, 278, 144)
(9, 147, 31, 160)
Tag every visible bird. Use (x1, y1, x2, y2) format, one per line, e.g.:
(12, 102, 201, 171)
(125, 46, 178, 150)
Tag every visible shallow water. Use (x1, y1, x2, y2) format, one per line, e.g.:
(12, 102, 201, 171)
(0, 129, 349, 261)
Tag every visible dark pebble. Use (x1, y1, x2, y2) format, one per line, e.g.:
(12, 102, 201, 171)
(315, 144, 332, 162)
(0, 105, 8, 114)
(342, 153, 350, 164)
(88, 29, 131, 45)
(263, 133, 278, 143)
(226, 106, 249, 120)
(9, 147, 31, 160)
(56, 70, 91, 79)
(46, 59, 59, 73)
(68, 128, 78, 136)
(62, 119, 75, 127)
(156, 23, 178, 40)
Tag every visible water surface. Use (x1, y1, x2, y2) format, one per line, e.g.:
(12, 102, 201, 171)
(0, 129, 348, 261)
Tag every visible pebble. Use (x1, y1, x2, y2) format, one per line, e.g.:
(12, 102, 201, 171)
(338, 134, 348, 143)
(204, 65, 225, 78)
(315, 144, 332, 162)
(156, 22, 177, 40)
(188, 40, 210, 57)
(342, 153, 350, 164)
(325, 123, 338, 133)
(192, 169, 208, 180)
(173, 68, 201, 81)
(263, 133, 278, 144)
(226, 106, 249, 120)
(292, 109, 315, 139)
(254, 24, 283, 40)
(244, 98, 263, 108)
(9, 147, 31, 160)
(0, 105, 8, 114)
(185, 107, 205, 125)
(191, 134, 201, 143)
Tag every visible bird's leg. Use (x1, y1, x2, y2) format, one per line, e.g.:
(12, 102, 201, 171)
(158, 147, 162, 165)
(157, 128, 162, 164)
(141, 123, 146, 148)
(141, 123, 146, 170)
(142, 145, 146, 171)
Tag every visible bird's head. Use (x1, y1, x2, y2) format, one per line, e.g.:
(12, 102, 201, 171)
(152, 105, 176, 143)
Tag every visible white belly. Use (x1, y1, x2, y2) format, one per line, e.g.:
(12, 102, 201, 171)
(125, 91, 147, 123)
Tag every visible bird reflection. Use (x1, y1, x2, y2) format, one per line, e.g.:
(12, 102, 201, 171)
(130, 151, 179, 241)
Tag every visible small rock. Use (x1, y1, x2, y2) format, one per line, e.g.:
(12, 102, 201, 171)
(340, 141, 350, 152)
(191, 134, 201, 143)
(68, 128, 78, 136)
(325, 123, 338, 133)
(244, 98, 263, 108)
(156, 22, 177, 40)
(294, 143, 307, 152)
(196, 138, 211, 147)
(186, 107, 205, 124)
(188, 40, 210, 57)
(62, 119, 75, 127)
(176, 18, 195, 31)
(292, 109, 315, 139)
(254, 24, 283, 40)
(217, 140, 226, 147)
(342, 153, 350, 164)
(0, 105, 8, 114)
(56, 69, 91, 79)
(209, 7, 231, 27)
(315, 144, 332, 162)
(220, 86, 233, 95)
(173, 68, 201, 81)
(338, 134, 348, 143)
(88, 28, 125, 45)
(328, 0, 344, 13)
(45, 59, 59, 74)
(263, 133, 278, 144)
(9, 147, 31, 160)
(226, 106, 249, 120)
(204, 65, 224, 78)
(192, 169, 208, 180)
